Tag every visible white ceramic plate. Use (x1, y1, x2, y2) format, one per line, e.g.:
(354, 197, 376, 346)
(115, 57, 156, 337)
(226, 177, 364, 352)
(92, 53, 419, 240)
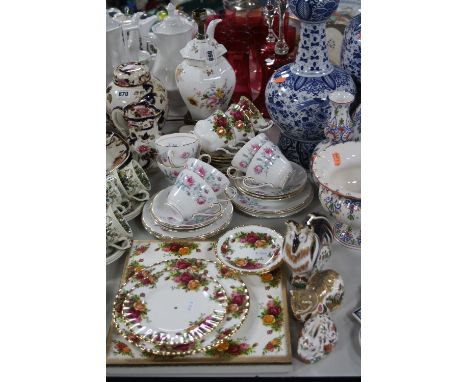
(122, 270, 227, 345)
(216, 225, 284, 274)
(112, 258, 250, 356)
(235, 162, 307, 199)
(150, 187, 222, 230)
(231, 180, 314, 216)
(142, 199, 234, 240)
(106, 132, 130, 174)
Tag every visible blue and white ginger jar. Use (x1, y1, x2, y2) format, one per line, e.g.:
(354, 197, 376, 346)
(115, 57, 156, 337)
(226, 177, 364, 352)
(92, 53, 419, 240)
(341, 13, 361, 84)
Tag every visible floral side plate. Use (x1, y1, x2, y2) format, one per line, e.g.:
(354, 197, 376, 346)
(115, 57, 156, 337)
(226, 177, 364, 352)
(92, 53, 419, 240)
(151, 187, 222, 230)
(142, 199, 233, 241)
(113, 258, 250, 356)
(231, 180, 314, 217)
(106, 132, 130, 174)
(122, 269, 227, 346)
(216, 226, 284, 274)
(236, 162, 307, 199)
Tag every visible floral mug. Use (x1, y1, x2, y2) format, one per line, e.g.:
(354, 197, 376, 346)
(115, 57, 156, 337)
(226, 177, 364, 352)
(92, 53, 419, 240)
(154, 133, 210, 167)
(193, 110, 240, 154)
(228, 141, 293, 189)
(166, 169, 236, 222)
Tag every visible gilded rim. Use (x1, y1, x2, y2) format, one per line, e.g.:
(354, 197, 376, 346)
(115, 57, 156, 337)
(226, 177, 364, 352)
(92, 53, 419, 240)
(141, 202, 234, 241)
(235, 180, 306, 201)
(121, 271, 228, 346)
(215, 225, 284, 275)
(233, 198, 313, 219)
(112, 258, 250, 356)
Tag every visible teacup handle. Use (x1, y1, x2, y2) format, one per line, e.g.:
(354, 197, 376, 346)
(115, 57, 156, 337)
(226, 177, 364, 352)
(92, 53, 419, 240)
(111, 107, 129, 137)
(199, 153, 211, 164)
(108, 237, 132, 250)
(219, 186, 237, 202)
(242, 177, 275, 189)
(191, 203, 222, 219)
(226, 166, 244, 180)
(167, 149, 185, 167)
(115, 200, 132, 215)
(254, 120, 274, 132)
(128, 189, 150, 202)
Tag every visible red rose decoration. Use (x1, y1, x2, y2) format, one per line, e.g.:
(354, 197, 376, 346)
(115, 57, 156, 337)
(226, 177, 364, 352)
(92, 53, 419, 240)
(227, 344, 241, 355)
(231, 294, 246, 306)
(323, 343, 333, 353)
(268, 305, 281, 316)
(179, 272, 193, 284)
(176, 259, 191, 269)
(169, 243, 182, 252)
(173, 343, 191, 352)
(246, 233, 259, 244)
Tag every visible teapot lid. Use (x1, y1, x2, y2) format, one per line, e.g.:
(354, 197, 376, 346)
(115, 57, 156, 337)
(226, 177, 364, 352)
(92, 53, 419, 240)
(113, 62, 151, 87)
(152, 3, 194, 35)
(180, 38, 226, 61)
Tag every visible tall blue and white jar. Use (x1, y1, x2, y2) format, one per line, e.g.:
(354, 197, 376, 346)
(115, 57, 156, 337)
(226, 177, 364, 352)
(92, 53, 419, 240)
(265, 0, 356, 169)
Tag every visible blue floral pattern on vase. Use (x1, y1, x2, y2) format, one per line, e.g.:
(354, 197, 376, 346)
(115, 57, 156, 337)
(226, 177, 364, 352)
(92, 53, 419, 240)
(341, 14, 361, 83)
(265, 0, 356, 169)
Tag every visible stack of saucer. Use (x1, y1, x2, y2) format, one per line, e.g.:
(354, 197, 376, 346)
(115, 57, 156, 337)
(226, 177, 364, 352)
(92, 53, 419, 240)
(201, 150, 234, 173)
(142, 158, 234, 240)
(227, 135, 314, 218)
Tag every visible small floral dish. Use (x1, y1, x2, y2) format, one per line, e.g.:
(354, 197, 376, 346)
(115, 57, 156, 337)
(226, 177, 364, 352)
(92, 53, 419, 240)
(150, 187, 222, 230)
(122, 270, 228, 346)
(235, 162, 307, 200)
(216, 225, 284, 274)
(312, 141, 361, 249)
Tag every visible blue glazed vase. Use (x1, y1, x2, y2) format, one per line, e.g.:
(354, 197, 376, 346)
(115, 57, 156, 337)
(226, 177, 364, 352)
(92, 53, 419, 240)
(341, 13, 361, 84)
(265, 0, 356, 169)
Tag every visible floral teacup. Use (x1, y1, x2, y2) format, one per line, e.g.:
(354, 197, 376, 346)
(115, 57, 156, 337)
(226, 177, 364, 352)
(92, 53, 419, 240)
(193, 110, 239, 154)
(237, 96, 274, 130)
(184, 158, 232, 196)
(154, 133, 207, 167)
(106, 206, 132, 250)
(226, 104, 255, 143)
(117, 160, 151, 202)
(229, 133, 269, 171)
(156, 156, 184, 184)
(229, 141, 293, 189)
(166, 169, 235, 222)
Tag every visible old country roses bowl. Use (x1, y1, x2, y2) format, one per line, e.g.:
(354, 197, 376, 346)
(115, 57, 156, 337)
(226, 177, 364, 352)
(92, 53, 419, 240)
(312, 141, 361, 249)
(216, 225, 284, 274)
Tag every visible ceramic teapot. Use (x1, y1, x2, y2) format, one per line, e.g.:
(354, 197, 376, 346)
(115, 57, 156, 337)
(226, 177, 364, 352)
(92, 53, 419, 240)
(106, 62, 168, 137)
(175, 9, 236, 121)
(149, 2, 196, 115)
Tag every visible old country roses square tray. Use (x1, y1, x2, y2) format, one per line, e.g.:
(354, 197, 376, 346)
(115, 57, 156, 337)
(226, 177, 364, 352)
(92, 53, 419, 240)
(106, 240, 292, 364)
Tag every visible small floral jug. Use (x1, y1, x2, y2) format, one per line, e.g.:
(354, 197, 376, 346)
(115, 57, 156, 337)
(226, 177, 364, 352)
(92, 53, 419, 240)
(106, 62, 168, 137)
(175, 9, 236, 121)
(114, 101, 162, 171)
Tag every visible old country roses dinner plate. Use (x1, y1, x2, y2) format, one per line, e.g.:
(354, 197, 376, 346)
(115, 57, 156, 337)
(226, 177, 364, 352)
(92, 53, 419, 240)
(113, 259, 250, 356)
(216, 226, 284, 274)
(122, 270, 228, 346)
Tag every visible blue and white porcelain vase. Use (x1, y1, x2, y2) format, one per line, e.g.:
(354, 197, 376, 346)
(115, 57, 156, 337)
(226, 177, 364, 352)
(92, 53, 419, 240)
(341, 13, 361, 84)
(265, 0, 356, 169)
(352, 104, 361, 141)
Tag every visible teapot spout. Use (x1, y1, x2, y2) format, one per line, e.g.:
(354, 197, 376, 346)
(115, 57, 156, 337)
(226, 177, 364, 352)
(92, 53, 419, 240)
(206, 18, 222, 41)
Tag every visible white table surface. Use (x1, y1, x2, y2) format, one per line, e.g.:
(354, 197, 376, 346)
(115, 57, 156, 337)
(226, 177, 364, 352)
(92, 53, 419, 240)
(106, 122, 361, 378)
